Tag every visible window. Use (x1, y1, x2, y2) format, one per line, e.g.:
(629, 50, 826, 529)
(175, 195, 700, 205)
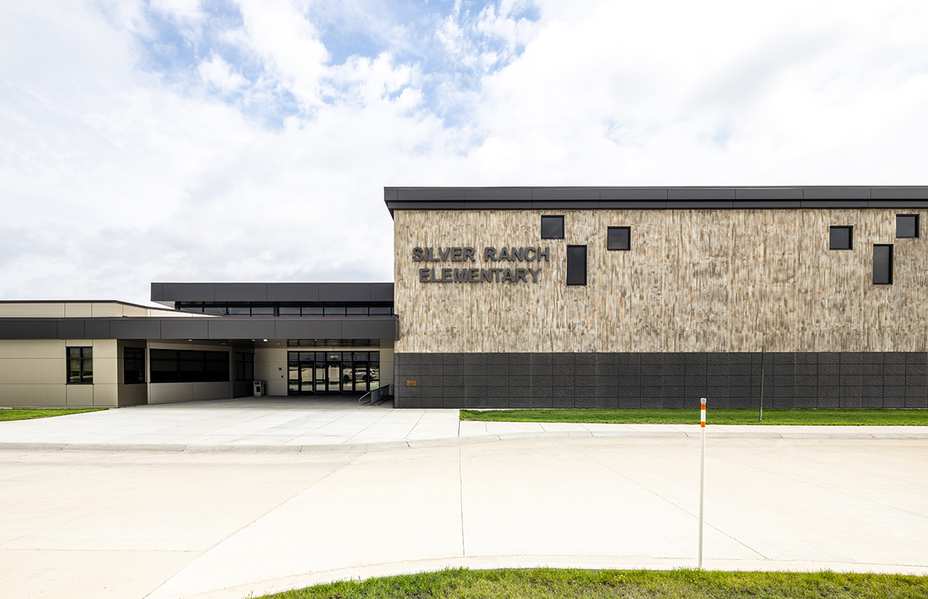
(67, 347, 93, 384)
(123, 347, 145, 384)
(346, 306, 369, 315)
(150, 349, 229, 383)
(250, 305, 274, 316)
(323, 305, 347, 316)
(278, 306, 301, 316)
(829, 226, 853, 250)
(896, 214, 919, 239)
(607, 226, 631, 251)
(566, 245, 587, 286)
(873, 244, 893, 285)
(301, 306, 323, 315)
(227, 305, 250, 315)
(203, 304, 227, 315)
(541, 215, 564, 239)
(234, 352, 254, 381)
(368, 305, 393, 315)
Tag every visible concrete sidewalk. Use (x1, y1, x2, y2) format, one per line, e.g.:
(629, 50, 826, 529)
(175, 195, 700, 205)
(2, 398, 928, 452)
(2, 436, 927, 599)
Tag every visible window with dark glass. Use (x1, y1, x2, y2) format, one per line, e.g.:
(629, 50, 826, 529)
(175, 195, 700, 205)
(250, 305, 275, 316)
(278, 306, 301, 316)
(227, 305, 251, 315)
(234, 352, 254, 381)
(368, 305, 393, 315)
(541, 215, 564, 239)
(150, 349, 229, 383)
(301, 306, 323, 316)
(829, 226, 853, 250)
(203, 305, 227, 315)
(607, 226, 631, 251)
(67, 346, 93, 384)
(896, 214, 919, 239)
(566, 245, 587, 286)
(123, 347, 145, 384)
(323, 305, 347, 316)
(346, 306, 369, 315)
(873, 244, 893, 285)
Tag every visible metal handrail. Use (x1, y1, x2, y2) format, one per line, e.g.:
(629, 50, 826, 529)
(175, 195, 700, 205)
(359, 384, 391, 406)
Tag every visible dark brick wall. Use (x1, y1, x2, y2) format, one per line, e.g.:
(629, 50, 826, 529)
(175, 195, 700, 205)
(393, 352, 928, 409)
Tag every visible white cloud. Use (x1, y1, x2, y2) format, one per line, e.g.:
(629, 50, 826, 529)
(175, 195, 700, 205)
(197, 54, 247, 93)
(233, 0, 330, 108)
(149, 0, 205, 24)
(1, 0, 928, 304)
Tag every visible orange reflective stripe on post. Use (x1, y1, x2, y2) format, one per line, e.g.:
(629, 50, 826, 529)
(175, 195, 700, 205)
(700, 397, 707, 428)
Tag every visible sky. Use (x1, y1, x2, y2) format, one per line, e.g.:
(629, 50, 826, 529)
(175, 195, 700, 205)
(2, 0, 928, 305)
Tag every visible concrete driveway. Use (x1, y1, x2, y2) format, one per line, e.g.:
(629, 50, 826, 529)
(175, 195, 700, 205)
(2, 398, 927, 452)
(1, 436, 927, 599)
(0, 397, 461, 448)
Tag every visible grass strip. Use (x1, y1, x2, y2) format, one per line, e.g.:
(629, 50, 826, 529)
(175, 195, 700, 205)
(0, 408, 105, 422)
(460, 408, 928, 426)
(259, 567, 928, 598)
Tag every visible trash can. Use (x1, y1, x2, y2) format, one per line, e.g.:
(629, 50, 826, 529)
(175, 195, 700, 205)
(252, 380, 265, 397)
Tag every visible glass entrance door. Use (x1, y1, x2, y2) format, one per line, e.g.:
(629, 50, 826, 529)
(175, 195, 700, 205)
(287, 351, 380, 395)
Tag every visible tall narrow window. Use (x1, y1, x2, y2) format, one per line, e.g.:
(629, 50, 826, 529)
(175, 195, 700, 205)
(541, 215, 564, 239)
(829, 226, 853, 250)
(67, 346, 93, 384)
(607, 226, 631, 251)
(566, 245, 587, 286)
(123, 347, 145, 384)
(896, 214, 919, 239)
(873, 244, 893, 285)
(235, 352, 254, 381)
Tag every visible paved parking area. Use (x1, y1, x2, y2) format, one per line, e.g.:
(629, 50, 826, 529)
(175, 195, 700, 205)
(1, 436, 926, 599)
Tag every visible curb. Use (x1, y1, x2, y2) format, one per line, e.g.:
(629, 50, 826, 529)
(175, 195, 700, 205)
(2, 428, 928, 454)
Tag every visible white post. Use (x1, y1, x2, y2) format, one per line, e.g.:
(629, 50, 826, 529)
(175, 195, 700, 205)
(698, 397, 707, 569)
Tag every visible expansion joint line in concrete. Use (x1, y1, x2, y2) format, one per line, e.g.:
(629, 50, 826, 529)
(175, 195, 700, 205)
(585, 449, 770, 561)
(458, 444, 467, 558)
(141, 453, 362, 599)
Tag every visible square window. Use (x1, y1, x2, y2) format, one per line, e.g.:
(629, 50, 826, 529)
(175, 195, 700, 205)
(873, 244, 893, 285)
(541, 215, 564, 239)
(607, 226, 631, 251)
(566, 245, 587, 286)
(829, 226, 853, 250)
(896, 214, 919, 239)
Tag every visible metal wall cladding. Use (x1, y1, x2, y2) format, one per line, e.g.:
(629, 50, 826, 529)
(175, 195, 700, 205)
(393, 352, 928, 409)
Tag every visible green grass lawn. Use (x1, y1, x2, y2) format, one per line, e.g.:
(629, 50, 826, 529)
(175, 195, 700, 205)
(460, 408, 928, 426)
(259, 568, 928, 598)
(0, 408, 105, 422)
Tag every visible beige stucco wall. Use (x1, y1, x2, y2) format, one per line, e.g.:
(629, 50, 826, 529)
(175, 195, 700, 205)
(255, 347, 287, 396)
(0, 301, 206, 318)
(395, 208, 928, 354)
(0, 339, 122, 408)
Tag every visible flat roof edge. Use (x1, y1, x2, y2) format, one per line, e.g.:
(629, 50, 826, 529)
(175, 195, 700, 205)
(384, 186, 928, 214)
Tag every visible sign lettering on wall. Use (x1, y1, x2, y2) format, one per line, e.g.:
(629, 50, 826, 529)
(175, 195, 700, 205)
(412, 246, 549, 284)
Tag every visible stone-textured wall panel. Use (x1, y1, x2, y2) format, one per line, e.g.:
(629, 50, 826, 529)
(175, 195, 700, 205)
(395, 209, 928, 354)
